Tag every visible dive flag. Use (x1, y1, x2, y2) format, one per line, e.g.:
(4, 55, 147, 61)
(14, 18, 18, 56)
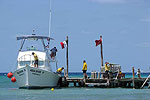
(60, 40, 67, 49)
(95, 36, 102, 46)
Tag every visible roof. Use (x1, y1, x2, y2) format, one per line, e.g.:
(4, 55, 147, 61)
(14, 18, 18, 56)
(16, 35, 54, 40)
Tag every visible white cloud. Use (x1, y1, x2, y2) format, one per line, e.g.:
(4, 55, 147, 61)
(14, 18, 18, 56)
(140, 15, 150, 22)
(90, 0, 126, 3)
(90, 0, 141, 4)
(141, 18, 150, 22)
(81, 30, 94, 35)
(136, 42, 150, 48)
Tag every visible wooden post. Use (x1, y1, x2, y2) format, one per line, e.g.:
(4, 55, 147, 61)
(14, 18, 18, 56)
(132, 67, 135, 89)
(64, 69, 66, 77)
(100, 36, 103, 66)
(66, 36, 69, 77)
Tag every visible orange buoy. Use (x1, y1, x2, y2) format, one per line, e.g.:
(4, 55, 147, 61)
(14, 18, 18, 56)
(7, 72, 13, 78)
(11, 77, 16, 82)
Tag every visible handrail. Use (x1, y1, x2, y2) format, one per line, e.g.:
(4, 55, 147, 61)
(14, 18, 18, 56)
(17, 53, 55, 71)
(18, 54, 32, 61)
(140, 75, 150, 89)
(18, 54, 44, 67)
(18, 54, 44, 61)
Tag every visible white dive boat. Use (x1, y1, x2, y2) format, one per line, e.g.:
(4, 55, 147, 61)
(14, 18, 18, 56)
(13, 34, 60, 89)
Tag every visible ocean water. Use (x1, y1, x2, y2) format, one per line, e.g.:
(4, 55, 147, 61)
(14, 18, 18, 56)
(0, 73, 150, 100)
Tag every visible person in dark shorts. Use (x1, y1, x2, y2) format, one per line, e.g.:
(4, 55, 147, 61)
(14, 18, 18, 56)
(105, 62, 110, 79)
(82, 60, 87, 80)
(50, 47, 58, 59)
(32, 52, 38, 68)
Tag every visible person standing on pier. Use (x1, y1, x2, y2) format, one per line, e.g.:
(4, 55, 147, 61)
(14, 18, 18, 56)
(105, 62, 110, 78)
(82, 60, 87, 81)
(136, 69, 141, 78)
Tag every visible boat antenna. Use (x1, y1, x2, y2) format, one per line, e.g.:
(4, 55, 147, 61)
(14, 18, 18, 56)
(32, 29, 35, 35)
(48, 0, 52, 37)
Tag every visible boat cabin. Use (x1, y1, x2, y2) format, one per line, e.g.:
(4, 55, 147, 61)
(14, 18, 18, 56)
(16, 34, 54, 71)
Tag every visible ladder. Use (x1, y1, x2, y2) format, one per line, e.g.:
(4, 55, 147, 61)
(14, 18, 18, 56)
(140, 75, 150, 89)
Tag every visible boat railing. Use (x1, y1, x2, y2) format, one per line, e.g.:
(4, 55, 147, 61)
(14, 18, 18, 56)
(18, 54, 44, 67)
(18, 54, 32, 62)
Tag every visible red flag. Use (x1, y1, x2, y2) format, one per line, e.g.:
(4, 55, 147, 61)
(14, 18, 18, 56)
(95, 36, 102, 46)
(60, 42, 64, 49)
(60, 41, 67, 49)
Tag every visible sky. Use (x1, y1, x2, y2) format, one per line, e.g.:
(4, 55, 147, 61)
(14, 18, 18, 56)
(0, 0, 150, 72)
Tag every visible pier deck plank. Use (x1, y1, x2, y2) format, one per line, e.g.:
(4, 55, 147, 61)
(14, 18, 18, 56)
(60, 77, 150, 88)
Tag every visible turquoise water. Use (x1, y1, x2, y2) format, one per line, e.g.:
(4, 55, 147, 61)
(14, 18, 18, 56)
(0, 73, 150, 100)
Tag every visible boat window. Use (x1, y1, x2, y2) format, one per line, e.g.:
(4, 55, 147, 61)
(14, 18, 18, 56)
(31, 61, 44, 66)
(19, 61, 31, 66)
(19, 61, 44, 67)
(27, 46, 37, 51)
(21, 39, 45, 51)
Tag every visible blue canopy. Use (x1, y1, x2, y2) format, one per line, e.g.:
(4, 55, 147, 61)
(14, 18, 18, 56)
(16, 35, 54, 40)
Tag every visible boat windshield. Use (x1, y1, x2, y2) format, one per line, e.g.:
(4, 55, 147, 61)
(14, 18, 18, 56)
(17, 35, 53, 51)
(21, 39, 48, 51)
(19, 61, 44, 67)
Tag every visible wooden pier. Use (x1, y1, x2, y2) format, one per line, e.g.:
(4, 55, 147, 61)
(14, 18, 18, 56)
(59, 77, 149, 89)
(59, 36, 150, 89)
(59, 67, 150, 89)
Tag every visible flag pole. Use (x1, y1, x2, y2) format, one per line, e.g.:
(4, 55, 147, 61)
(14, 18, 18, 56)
(48, 0, 52, 37)
(100, 36, 103, 67)
(66, 36, 69, 77)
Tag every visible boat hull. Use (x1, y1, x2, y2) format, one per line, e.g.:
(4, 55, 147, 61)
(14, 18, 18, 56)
(13, 66, 60, 89)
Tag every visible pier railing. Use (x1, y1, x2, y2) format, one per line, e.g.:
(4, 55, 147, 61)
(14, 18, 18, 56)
(100, 64, 121, 73)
